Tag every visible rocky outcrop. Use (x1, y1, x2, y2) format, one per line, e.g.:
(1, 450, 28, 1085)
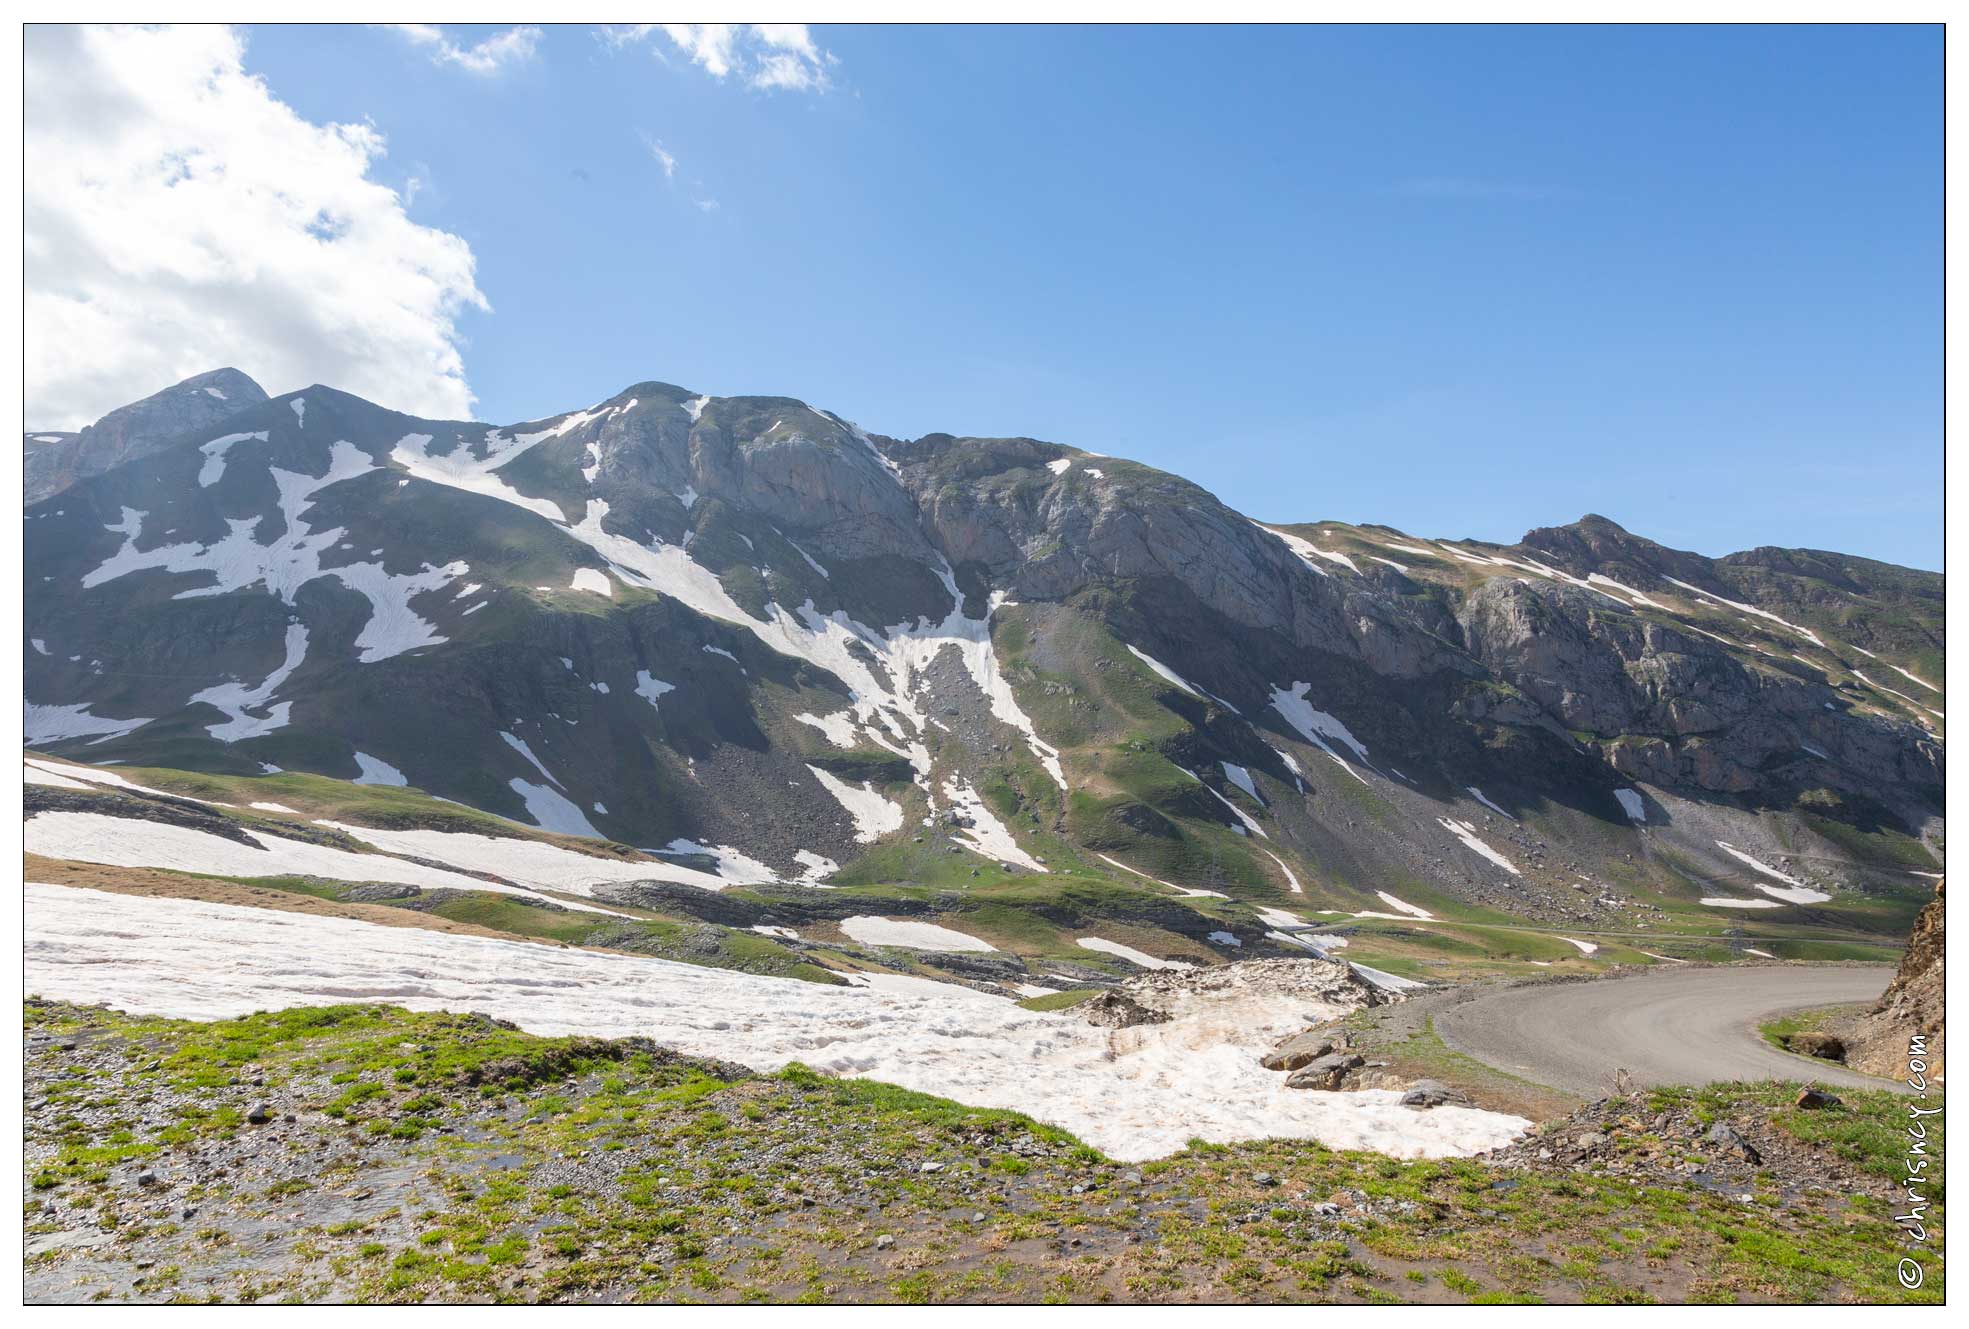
(25, 368, 267, 503)
(1847, 879, 1944, 1081)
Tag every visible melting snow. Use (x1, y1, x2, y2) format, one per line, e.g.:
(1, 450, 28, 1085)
(1269, 683, 1371, 784)
(1465, 786, 1514, 820)
(1126, 644, 1202, 700)
(840, 916, 996, 952)
(1092, 852, 1224, 898)
(569, 568, 613, 596)
(25, 811, 623, 914)
(1077, 937, 1194, 971)
(807, 765, 905, 842)
(1202, 783, 1267, 838)
(1437, 819, 1520, 875)
(1660, 577, 1826, 648)
(26, 884, 1530, 1161)
(352, 752, 407, 786)
(1046, 457, 1072, 476)
(634, 672, 676, 710)
(1221, 762, 1262, 803)
(1613, 789, 1646, 823)
(939, 778, 1046, 870)
(25, 704, 152, 745)
(86, 441, 466, 664)
(1712, 842, 1831, 904)
(191, 623, 307, 741)
(196, 431, 269, 486)
(660, 839, 776, 885)
(1559, 937, 1599, 955)
(325, 822, 728, 893)
(508, 780, 601, 838)
(1375, 892, 1435, 920)
(499, 732, 560, 786)
(1700, 897, 1785, 910)
(24, 764, 94, 790)
(1261, 848, 1303, 894)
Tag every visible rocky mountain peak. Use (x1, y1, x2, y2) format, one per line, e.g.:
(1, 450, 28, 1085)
(25, 367, 270, 504)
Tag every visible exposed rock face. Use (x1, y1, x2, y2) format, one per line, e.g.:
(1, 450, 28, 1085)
(1847, 880, 1944, 1081)
(25, 368, 267, 503)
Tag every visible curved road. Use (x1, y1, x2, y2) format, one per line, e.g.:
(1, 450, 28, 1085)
(1435, 966, 1903, 1097)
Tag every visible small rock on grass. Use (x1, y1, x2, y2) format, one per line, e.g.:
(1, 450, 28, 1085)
(1795, 1087, 1843, 1110)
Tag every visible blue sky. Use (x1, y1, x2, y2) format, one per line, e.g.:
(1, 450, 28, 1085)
(61, 24, 1949, 568)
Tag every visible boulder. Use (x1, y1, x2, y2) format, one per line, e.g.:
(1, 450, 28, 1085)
(1794, 1088, 1843, 1110)
(1261, 1031, 1338, 1072)
(1399, 1079, 1473, 1109)
(1284, 1052, 1364, 1091)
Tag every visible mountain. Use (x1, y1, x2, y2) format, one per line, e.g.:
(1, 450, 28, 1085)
(22, 373, 1944, 959)
(24, 367, 268, 504)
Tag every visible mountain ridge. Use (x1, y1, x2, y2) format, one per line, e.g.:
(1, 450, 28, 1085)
(23, 370, 1944, 955)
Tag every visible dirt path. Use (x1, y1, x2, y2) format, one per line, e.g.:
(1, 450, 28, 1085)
(1433, 966, 1903, 1098)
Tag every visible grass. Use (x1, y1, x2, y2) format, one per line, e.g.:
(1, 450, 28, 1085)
(1015, 989, 1099, 1012)
(24, 1001, 1943, 1305)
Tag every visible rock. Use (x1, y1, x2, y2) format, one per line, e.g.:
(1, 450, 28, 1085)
(919, 1161, 944, 1174)
(1261, 1031, 1338, 1072)
(246, 1104, 273, 1124)
(1253, 1172, 1279, 1187)
(1786, 1031, 1847, 1061)
(1574, 1131, 1609, 1151)
(1284, 1052, 1364, 1091)
(1794, 1088, 1843, 1110)
(1703, 1122, 1762, 1164)
(135, 1171, 160, 1188)
(873, 1233, 895, 1250)
(1847, 878, 1945, 1081)
(1399, 1079, 1473, 1109)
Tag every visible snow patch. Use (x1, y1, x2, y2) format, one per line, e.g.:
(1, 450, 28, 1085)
(841, 916, 996, 953)
(634, 671, 676, 710)
(1437, 819, 1520, 875)
(352, 752, 407, 786)
(1077, 937, 1194, 971)
(26, 884, 1531, 1161)
(25, 703, 152, 745)
(807, 765, 905, 843)
(1712, 842, 1831, 904)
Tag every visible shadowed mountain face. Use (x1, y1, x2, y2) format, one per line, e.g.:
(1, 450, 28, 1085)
(25, 368, 269, 504)
(21, 373, 1944, 928)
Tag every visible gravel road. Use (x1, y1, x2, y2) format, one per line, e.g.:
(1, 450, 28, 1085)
(1433, 966, 1903, 1097)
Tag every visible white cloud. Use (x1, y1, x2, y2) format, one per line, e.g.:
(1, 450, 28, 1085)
(387, 23, 541, 76)
(640, 132, 677, 179)
(606, 23, 835, 93)
(25, 24, 486, 428)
